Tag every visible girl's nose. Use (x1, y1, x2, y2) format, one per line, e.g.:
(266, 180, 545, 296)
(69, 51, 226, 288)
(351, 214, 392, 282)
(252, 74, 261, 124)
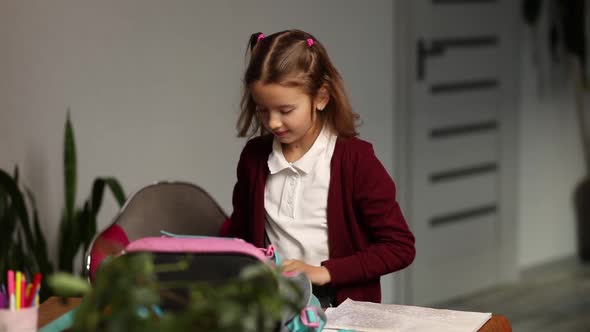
(268, 112, 282, 130)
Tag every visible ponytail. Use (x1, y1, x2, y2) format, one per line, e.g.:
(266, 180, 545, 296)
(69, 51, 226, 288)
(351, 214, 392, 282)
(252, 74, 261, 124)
(246, 32, 265, 55)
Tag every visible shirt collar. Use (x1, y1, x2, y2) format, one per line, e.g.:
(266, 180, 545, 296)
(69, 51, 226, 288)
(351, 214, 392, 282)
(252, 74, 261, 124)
(267, 126, 333, 175)
(267, 139, 291, 174)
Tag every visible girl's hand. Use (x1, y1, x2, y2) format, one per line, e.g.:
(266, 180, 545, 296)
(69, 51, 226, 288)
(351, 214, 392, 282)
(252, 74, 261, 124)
(282, 259, 332, 286)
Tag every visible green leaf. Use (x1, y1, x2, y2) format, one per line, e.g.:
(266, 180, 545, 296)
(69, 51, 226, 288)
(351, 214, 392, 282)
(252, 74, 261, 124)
(26, 187, 53, 276)
(26, 188, 47, 255)
(90, 177, 126, 216)
(64, 208, 84, 273)
(57, 212, 73, 272)
(64, 110, 77, 221)
(0, 190, 16, 285)
(0, 196, 16, 256)
(58, 209, 84, 274)
(0, 184, 6, 219)
(48, 272, 91, 296)
(89, 179, 105, 216)
(79, 202, 95, 258)
(13, 166, 18, 183)
(103, 178, 126, 206)
(14, 232, 26, 272)
(0, 169, 35, 260)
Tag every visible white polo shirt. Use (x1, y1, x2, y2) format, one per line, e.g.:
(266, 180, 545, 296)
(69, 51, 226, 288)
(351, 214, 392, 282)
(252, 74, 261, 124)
(264, 126, 337, 266)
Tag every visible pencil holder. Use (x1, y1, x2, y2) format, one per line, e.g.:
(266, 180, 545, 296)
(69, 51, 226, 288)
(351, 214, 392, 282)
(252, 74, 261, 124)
(0, 306, 38, 332)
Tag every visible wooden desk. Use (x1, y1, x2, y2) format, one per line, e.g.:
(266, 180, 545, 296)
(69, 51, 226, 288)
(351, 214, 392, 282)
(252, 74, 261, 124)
(38, 297, 511, 331)
(38, 297, 82, 329)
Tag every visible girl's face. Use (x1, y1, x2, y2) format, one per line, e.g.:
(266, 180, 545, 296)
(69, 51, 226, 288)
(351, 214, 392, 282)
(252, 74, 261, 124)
(251, 82, 329, 150)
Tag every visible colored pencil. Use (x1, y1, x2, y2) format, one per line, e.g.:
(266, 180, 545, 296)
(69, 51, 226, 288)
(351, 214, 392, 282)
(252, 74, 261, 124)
(7, 270, 15, 310)
(1, 284, 6, 309)
(25, 273, 42, 308)
(15, 271, 21, 310)
(20, 274, 26, 309)
(0, 286, 5, 309)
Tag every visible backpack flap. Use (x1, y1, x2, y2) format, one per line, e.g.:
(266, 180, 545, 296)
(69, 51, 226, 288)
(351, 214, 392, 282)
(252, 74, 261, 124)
(124, 236, 327, 331)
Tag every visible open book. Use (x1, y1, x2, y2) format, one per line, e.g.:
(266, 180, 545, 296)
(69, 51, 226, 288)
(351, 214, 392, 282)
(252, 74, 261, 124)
(324, 299, 491, 332)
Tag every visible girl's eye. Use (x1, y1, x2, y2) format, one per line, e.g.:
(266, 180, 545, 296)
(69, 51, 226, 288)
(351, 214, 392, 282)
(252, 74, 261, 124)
(280, 109, 293, 114)
(256, 107, 268, 114)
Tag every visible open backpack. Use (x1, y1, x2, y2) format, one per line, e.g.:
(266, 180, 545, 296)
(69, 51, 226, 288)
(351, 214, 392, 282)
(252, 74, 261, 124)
(41, 181, 327, 331)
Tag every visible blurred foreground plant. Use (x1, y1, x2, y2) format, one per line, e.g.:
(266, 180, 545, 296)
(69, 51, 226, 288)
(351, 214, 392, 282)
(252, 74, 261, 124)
(49, 253, 302, 332)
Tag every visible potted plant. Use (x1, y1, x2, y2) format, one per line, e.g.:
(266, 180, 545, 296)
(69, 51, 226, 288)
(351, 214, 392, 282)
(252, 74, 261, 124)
(0, 167, 53, 299)
(1, 112, 128, 302)
(57, 112, 126, 273)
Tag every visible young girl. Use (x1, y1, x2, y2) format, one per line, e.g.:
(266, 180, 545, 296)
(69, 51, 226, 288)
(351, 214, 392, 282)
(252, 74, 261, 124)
(225, 29, 415, 307)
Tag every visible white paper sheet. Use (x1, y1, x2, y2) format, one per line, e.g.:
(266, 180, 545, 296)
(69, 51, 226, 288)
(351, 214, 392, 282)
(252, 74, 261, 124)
(324, 299, 492, 332)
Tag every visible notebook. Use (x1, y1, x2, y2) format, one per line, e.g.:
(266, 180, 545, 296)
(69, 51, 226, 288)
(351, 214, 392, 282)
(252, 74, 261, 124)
(324, 298, 492, 332)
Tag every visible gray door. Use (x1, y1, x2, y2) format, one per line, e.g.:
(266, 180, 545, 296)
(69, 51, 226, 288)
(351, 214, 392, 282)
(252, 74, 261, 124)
(401, 0, 519, 305)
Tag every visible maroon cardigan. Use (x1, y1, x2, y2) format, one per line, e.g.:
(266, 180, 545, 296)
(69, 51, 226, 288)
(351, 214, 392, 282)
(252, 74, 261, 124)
(225, 135, 415, 304)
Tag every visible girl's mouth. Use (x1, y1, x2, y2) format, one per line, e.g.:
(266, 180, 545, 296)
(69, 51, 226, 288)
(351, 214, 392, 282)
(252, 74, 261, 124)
(274, 130, 288, 137)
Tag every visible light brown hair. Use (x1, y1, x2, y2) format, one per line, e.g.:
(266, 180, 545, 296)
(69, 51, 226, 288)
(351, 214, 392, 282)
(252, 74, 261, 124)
(237, 29, 359, 137)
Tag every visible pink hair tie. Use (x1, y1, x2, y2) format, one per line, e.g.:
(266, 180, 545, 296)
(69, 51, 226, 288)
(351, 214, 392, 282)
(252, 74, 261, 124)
(257, 33, 265, 42)
(306, 38, 314, 47)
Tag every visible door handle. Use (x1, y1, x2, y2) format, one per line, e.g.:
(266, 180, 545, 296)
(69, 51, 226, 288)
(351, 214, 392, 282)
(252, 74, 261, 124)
(417, 39, 446, 81)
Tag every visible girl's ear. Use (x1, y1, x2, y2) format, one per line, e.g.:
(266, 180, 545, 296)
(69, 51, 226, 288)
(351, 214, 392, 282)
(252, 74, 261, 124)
(315, 85, 330, 111)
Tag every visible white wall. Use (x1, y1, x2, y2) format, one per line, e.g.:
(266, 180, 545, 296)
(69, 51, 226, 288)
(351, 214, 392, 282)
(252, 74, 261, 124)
(517, 22, 585, 268)
(0, 1, 398, 298)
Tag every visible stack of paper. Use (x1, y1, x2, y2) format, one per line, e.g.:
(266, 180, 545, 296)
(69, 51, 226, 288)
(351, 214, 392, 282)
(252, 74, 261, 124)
(324, 299, 491, 332)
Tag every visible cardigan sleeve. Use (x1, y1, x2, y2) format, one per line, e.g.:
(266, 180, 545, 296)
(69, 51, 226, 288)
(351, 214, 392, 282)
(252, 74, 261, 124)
(322, 144, 415, 287)
(226, 142, 251, 240)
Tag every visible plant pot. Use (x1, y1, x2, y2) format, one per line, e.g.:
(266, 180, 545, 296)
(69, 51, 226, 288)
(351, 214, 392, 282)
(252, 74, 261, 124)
(574, 176, 590, 262)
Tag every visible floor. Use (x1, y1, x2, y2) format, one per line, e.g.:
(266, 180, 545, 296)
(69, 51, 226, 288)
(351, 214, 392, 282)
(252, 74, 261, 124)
(432, 256, 590, 332)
